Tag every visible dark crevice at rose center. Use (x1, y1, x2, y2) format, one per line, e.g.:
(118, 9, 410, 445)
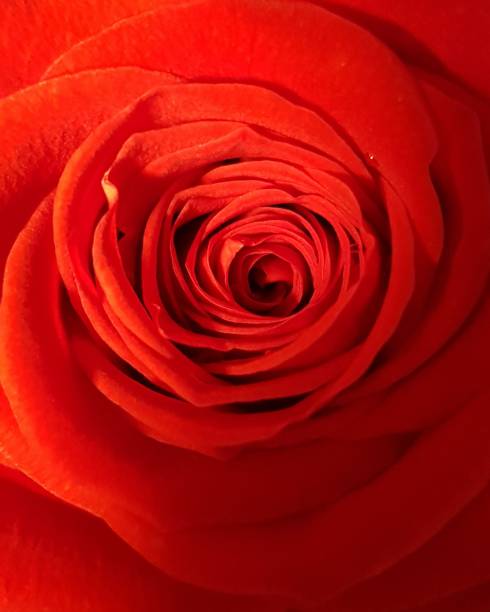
(246, 253, 313, 314)
(248, 257, 291, 298)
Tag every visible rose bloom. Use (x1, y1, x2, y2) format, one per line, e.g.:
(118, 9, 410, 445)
(0, 1, 489, 610)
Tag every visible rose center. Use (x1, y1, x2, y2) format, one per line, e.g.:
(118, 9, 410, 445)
(248, 255, 292, 301)
(228, 243, 312, 317)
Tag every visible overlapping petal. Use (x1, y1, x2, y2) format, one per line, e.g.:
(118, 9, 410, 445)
(0, 0, 488, 610)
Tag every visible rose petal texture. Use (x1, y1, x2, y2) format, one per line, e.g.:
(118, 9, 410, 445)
(0, 0, 173, 97)
(0, 1, 489, 611)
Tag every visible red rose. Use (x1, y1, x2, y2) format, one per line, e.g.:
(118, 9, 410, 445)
(1, 1, 489, 610)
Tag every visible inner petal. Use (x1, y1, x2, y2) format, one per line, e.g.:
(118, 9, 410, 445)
(250, 255, 293, 292)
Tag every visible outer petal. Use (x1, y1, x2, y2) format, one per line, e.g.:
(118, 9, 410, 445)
(0, 468, 278, 612)
(316, 485, 490, 611)
(0, 0, 171, 96)
(0, 67, 177, 289)
(319, 0, 490, 100)
(143, 390, 490, 602)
